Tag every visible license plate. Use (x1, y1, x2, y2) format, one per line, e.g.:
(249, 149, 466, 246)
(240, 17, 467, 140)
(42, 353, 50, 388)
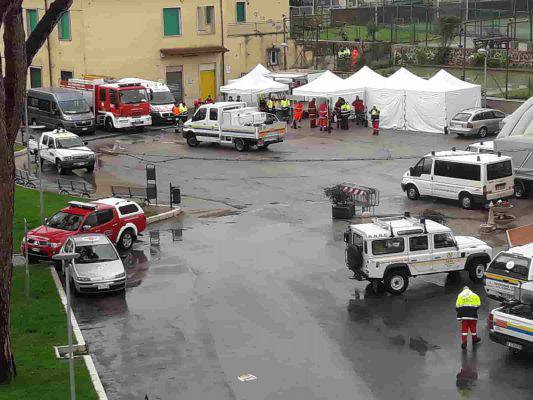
(507, 341, 522, 350)
(97, 284, 109, 290)
(132, 121, 143, 125)
(496, 183, 506, 190)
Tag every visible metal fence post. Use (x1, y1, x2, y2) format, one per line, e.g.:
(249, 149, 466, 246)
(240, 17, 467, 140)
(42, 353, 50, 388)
(24, 218, 29, 298)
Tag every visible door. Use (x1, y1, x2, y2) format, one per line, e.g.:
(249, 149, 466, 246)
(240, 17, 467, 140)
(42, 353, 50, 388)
(200, 67, 216, 101)
(166, 67, 183, 103)
(408, 235, 433, 275)
(86, 210, 117, 240)
(40, 135, 53, 162)
(410, 157, 433, 196)
(484, 111, 499, 134)
(38, 98, 53, 127)
(432, 232, 462, 273)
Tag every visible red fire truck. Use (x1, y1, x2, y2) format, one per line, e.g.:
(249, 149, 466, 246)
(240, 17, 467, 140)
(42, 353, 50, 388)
(60, 77, 152, 131)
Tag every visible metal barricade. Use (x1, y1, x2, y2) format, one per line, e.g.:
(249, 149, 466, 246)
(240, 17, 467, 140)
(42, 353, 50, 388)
(340, 183, 380, 215)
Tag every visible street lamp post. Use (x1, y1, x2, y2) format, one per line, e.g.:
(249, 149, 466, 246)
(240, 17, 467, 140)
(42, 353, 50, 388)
(52, 252, 80, 400)
(477, 47, 489, 105)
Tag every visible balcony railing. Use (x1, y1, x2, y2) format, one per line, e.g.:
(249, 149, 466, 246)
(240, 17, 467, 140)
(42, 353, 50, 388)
(226, 20, 286, 37)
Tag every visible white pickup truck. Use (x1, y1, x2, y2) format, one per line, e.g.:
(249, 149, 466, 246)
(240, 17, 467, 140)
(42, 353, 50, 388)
(488, 281, 533, 354)
(182, 102, 286, 152)
(29, 129, 96, 174)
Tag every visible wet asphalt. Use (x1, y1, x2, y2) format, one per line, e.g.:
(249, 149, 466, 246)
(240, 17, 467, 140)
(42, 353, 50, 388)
(44, 125, 533, 400)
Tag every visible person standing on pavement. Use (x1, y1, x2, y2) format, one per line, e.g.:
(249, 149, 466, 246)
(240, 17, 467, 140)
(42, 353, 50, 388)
(292, 101, 304, 129)
(340, 102, 351, 130)
(308, 98, 317, 129)
(318, 101, 328, 132)
(370, 105, 380, 135)
(334, 98, 343, 129)
(456, 286, 481, 350)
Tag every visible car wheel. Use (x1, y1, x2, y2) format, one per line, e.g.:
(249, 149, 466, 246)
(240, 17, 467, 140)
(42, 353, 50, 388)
(406, 185, 420, 200)
(56, 159, 66, 175)
(118, 229, 135, 251)
(514, 181, 528, 199)
(478, 127, 488, 138)
(105, 117, 115, 132)
(234, 138, 247, 152)
(459, 193, 473, 209)
(186, 135, 199, 147)
(384, 270, 409, 295)
(468, 261, 486, 283)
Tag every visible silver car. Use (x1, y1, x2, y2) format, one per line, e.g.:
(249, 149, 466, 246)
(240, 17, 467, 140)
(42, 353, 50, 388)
(449, 108, 506, 138)
(60, 234, 126, 294)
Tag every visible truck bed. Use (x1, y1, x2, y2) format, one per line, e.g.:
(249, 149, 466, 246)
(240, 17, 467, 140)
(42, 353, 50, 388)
(490, 302, 533, 351)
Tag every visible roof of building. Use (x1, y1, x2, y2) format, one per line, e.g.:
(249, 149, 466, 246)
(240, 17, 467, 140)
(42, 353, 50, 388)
(160, 46, 229, 57)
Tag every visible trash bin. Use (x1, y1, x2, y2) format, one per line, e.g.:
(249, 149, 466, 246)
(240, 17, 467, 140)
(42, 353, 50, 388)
(171, 186, 181, 205)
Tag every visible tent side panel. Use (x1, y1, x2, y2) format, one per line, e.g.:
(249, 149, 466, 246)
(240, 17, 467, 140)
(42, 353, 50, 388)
(405, 91, 446, 133)
(366, 88, 405, 130)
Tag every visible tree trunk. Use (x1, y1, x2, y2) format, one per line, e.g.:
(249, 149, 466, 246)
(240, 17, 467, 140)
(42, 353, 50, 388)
(0, 144, 16, 383)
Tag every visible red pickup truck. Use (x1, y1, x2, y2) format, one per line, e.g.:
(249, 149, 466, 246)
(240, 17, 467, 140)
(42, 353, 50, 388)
(22, 198, 146, 261)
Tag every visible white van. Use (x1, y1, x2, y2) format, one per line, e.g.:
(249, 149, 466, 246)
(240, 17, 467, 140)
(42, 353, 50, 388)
(401, 150, 514, 209)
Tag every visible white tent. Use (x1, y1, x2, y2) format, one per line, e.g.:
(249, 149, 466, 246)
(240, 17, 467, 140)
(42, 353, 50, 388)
(365, 69, 409, 130)
(220, 67, 289, 104)
(344, 66, 386, 106)
(429, 70, 482, 125)
(497, 96, 533, 138)
(293, 70, 361, 103)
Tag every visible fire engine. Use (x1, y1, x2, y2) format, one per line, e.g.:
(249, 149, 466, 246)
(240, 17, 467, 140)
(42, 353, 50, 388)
(60, 77, 152, 132)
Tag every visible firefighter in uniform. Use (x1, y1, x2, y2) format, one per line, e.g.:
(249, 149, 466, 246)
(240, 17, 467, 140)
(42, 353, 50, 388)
(456, 286, 481, 350)
(340, 102, 351, 130)
(308, 98, 317, 129)
(292, 101, 304, 129)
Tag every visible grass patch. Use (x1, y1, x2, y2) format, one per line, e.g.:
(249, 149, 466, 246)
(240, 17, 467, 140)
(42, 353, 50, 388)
(319, 23, 439, 43)
(14, 143, 26, 152)
(0, 267, 98, 400)
(504, 87, 532, 100)
(13, 186, 84, 251)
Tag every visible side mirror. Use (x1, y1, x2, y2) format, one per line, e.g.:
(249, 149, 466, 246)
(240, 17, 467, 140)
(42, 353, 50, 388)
(82, 225, 91, 232)
(409, 167, 415, 176)
(44, 218, 49, 224)
(344, 232, 350, 243)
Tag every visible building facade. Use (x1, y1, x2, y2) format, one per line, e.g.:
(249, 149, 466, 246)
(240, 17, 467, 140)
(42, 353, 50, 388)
(22, 0, 295, 104)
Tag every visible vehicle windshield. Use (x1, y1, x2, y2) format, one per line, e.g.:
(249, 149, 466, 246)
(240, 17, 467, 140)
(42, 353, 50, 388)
(76, 243, 118, 264)
(487, 160, 513, 180)
(150, 91, 175, 105)
(46, 212, 83, 231)
(119, 88, 148, 104)
(488, 252, 531, 280)
(56, 137, 85, 149)
(453, 113, 472, 122)
(59, 99, 91, 114)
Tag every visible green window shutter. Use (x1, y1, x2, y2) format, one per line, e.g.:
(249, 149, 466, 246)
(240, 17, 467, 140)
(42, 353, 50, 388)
(163, 8, 181, 36)
(205, 7, 212, 25)
(27, 9, 38, 33)
(30, 68, 42, 88)
(59, 12, 71, 40)
(236, 2, 246, 23)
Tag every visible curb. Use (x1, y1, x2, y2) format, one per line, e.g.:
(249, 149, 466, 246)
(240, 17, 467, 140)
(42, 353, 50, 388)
(50, 267, 108, 400)
(147, 207, 182, 225)
(14, 148, 27, 157)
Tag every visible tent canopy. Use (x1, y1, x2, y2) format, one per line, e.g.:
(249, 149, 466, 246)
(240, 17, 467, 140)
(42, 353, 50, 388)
(220, 71, 289, 95)
(293, 70, 358, 98)
(344, 66, 386, 90)
(429, 69, 480, 90)
(248, 64, 271, 77)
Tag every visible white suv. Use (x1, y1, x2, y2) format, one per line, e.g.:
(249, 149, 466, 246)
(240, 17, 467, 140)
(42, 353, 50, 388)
(344, 215, 492, 294)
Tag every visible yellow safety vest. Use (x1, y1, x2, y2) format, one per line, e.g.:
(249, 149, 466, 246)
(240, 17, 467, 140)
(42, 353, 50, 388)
(267, 100, 273, 108)
(456, 289, 481, 308)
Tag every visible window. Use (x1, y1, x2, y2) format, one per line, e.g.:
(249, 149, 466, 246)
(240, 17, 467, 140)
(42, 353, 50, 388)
(192, 108, 207, 121)
(26, 9, 38, 34)
(97, 209, 114, 225)
(109, 90, 117, 106)
(197, 6, 215, 34)
(484, 111, 495, 119)
(434, 160, 480, 181)
(46, 212, 83, 231)
(77, 244, 118, 264)
(60, 70, 73, 81)
(494, 110, 505, 118)
(372, 238, 405, 255)
(84, 213, 97, 228)
(119, 204, 140, 215)
(37, 98, 51, 112)
(209, 108, 218, 121)
(487, 160, 513, 181)
(409, 236, 428, 252)
(59, 11, 71, 40)
(453, 113, 472, 122)
(41, 135, 50, 147)
(412, 157, 432, 177)
(472, 113, 484, 121)
(269, 49, 279, 66)
(488, 253, 531, 280)
(29, 67, 42, 88)
(236, 2, 246, 22)
(163, 8, 181, 36)
(434, 233, 456, 249)
(99, 88, 107, 102)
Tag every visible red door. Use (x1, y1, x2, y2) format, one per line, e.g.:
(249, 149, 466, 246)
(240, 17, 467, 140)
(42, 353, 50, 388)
(87, 210, 118, 241)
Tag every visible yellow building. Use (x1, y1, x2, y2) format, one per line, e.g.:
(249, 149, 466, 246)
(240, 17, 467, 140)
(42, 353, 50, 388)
(22, 0, 295, 105)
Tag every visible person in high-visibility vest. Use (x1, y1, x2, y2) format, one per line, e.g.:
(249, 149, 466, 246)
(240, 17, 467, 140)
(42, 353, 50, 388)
(456, 286, 481, 349)
(267, 97, 274, 113)
(370, 105, 380, 135)
(281, 97, 291, 122)
(340, 102, 352, 130)
(292, 101, 304, 129)
(177, 103, 188, 124)
(308, 98, 317, 129)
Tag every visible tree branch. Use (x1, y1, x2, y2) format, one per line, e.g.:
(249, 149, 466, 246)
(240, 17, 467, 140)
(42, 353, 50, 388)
(4, 1, 25, 142)
(26, 0, 73, 66)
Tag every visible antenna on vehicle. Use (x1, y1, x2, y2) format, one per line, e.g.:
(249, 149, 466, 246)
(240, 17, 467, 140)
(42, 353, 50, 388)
(498, 151, 501, 157)
(390, 224, 394, 238)
(431, 151, 435, 156)
(477, 155, 481, 161)
(452, 147, 456, 151)
(404, 211, 410, 218)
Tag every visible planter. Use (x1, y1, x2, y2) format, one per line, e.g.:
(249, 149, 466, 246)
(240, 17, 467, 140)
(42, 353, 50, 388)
(332, 203, 355, 219)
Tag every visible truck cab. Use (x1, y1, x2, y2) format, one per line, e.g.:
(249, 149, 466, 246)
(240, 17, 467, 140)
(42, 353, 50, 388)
(183, 102, 286, 152)
(118, 78, 176, 125)
(344, 215, 492, 294)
